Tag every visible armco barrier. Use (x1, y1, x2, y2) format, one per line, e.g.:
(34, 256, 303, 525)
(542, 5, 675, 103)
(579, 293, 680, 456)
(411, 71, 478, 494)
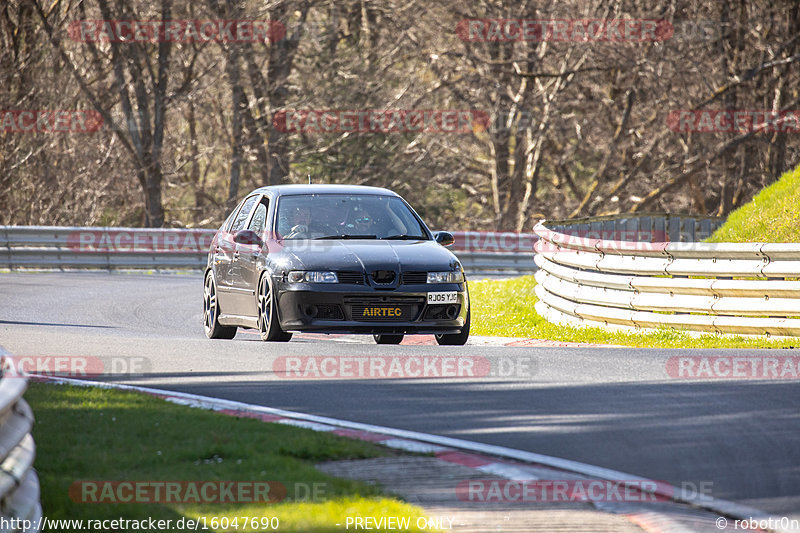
(0, 226, 537, 276)
(0, 226, 213, 270)
(0, 217, 724, 276)
(545, 212, 724, 243)
(0, 348, 41, 531)
(533, 222, 800, 337)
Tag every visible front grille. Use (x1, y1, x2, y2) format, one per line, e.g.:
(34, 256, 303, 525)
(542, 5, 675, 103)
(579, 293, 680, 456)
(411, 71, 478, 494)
(343, 296, 425, 305)
(350, 305, 416, 321)
(401, 271, 427, 284)
(370, 269, 396, 284)
(345, 296, 425, 322)
(336, 271, 365, 285)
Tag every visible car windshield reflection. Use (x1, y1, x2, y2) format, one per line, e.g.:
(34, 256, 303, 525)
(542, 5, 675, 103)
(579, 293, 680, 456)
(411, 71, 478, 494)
(276, 194, 429, 240)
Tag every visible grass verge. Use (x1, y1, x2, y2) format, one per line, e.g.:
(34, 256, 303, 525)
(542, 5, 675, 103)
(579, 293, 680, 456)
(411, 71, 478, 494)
(707, 163, 800, 243)
(29, 382, 435, 532)
(469, 275, 799, 349)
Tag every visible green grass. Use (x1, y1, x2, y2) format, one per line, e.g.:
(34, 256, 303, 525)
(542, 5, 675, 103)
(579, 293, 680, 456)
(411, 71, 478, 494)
(707, 163, 800, 243)
(473, 164, 800, 348)
(469, 275, 799, 349)
(28, 383, 435, 532)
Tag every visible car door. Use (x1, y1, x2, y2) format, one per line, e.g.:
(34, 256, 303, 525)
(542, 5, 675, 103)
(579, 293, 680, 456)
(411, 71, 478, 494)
(216, 195, 259, 315)
(231, 195, 270, 317)
(212, 198, 244, 310)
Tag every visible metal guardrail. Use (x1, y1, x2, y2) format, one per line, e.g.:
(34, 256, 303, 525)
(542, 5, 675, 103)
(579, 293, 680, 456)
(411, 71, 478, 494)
(0, 217, 724, 277)
(533, 222, 800, 337)
(0, 348, 41, 532)
(0, 226, 536, 276)
(545, 212, 724, 243)
(0, 226, 213, 270)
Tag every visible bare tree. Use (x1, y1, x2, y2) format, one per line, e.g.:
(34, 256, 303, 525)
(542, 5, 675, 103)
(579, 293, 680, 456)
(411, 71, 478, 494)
(34, 0, 174, 226)
(2, 0, 798, 231)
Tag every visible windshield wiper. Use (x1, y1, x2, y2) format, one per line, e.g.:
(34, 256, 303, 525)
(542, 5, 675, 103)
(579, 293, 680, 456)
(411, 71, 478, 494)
(381, 234, 427, 240)
(315, 234, 378, 240)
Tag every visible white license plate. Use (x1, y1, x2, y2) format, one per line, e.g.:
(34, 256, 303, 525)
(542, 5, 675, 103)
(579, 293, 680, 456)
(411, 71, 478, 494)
(427, 291, 458, 304)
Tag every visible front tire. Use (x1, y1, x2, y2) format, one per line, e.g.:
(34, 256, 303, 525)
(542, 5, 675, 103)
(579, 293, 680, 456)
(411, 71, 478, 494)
(203, 271, 237, 339)
(258, 274, 292, 342)
(435, 308, 470, 346)
(374, 334, 404, 345)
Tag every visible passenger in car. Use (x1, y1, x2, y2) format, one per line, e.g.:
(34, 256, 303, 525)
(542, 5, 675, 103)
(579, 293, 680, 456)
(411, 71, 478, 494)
(353, 208, 376, 234)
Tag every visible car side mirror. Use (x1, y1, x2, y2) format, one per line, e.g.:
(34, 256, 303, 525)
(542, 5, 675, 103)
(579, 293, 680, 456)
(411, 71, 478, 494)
(433, 231, 455, 247)
(233, 229, 264, 247)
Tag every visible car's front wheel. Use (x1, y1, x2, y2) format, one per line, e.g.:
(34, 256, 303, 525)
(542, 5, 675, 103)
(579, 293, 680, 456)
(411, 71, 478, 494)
(373, 334, 403, 345)
(435, 308, 470, 346)
(203, 271, 237, 339)
(258, 274, 292, 342)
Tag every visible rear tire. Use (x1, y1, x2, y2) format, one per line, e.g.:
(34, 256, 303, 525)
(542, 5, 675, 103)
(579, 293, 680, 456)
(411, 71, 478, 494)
(373, 334, 404, 345)
(435, 308, 470, 346)
(203, 271, 237, 339)
(258, 274, 292, 342)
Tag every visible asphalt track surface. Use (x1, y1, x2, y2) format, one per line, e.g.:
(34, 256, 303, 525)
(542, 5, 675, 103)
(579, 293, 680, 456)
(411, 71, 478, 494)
(1, 272, 799, 518)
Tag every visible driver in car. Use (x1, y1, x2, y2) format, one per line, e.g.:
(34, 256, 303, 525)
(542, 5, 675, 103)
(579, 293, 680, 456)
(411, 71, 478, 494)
(284, 206, 314, 239)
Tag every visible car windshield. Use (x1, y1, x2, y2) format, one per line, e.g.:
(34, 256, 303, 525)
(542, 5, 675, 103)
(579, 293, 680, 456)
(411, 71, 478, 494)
(276, 194, 429, 240)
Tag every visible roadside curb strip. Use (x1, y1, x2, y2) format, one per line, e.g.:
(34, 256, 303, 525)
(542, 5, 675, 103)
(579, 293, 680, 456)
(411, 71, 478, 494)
(280, 331, 619, 348)
(32, 375, 794, 533)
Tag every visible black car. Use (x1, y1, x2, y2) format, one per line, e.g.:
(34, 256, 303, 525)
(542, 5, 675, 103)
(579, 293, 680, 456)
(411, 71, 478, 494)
(203, 184, 470, 345)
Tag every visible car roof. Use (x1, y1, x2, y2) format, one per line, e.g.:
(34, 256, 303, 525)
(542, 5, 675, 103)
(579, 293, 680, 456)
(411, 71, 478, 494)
(249, 184, 400, 197)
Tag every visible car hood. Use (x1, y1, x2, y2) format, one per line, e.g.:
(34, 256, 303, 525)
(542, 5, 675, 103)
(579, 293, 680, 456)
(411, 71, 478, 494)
(279, 239, 460, 273)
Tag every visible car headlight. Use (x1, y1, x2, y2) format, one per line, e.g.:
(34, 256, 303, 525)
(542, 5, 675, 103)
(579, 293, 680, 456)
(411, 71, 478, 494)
(288, 271, 339, 283)
(427, 271, 464, 283)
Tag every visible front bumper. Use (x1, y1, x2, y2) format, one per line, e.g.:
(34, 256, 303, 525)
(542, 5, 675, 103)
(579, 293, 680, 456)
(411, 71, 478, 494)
(274, 280, 469, 334)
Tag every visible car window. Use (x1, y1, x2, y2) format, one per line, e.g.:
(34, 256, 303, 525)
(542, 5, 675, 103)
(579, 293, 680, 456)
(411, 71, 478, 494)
(276, 194, 429, 239)
(222, 199, 245, 233)
(248, 198, 269, 235)
(230, 195, 258, 233)
(389, 200, 427, 235)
